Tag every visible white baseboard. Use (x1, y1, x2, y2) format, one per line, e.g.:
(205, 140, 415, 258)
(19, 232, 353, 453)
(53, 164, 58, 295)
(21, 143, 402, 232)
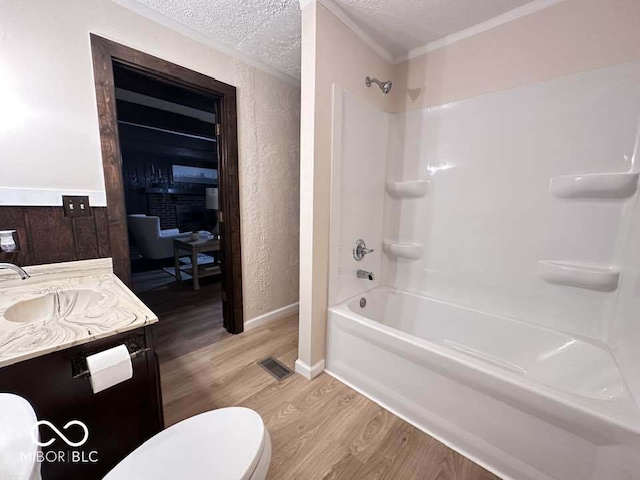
(244, 302, 299, 331)
(295, 358, 325, 379)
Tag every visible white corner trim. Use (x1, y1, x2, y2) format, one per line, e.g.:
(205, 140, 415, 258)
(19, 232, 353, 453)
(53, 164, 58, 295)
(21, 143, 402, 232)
(298, 0, 315, 9)
(295, 358, 326, 379)
(107, 0, 300, 87)
(244, 302, 299, 331)
(394, 0, 568, 63)
(0, 187, 107, 207)
(316, 0, 395, 64)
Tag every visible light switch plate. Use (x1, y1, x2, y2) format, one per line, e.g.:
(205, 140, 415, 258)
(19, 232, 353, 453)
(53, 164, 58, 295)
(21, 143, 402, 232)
(62, 195, 91, 218)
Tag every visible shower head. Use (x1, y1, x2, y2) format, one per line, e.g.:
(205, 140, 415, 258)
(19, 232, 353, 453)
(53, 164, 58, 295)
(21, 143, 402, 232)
(365, 76, 392, 94)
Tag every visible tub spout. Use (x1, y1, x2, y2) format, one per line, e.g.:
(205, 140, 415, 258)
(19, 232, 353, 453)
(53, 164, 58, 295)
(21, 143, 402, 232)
(357, 269, 375, 281)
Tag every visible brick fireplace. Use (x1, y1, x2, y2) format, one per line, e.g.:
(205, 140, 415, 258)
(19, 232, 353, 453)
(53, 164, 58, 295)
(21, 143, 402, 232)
(148, 194, 207, 230)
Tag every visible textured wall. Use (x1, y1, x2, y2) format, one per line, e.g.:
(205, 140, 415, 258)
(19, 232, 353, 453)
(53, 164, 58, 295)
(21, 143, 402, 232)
(233, 60, 301, 320)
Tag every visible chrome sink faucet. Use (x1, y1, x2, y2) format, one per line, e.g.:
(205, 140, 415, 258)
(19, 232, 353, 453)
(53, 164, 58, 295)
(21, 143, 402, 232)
(0, 263, 30, 280)
(357, 270, 375, 281)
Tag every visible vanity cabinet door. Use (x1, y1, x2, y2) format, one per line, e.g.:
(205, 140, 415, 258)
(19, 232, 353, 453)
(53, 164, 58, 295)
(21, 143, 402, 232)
(0, 326, 163, 480)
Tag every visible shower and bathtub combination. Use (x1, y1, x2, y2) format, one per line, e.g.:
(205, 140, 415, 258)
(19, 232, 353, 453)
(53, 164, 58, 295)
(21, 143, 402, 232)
(326, 62, 640, 480)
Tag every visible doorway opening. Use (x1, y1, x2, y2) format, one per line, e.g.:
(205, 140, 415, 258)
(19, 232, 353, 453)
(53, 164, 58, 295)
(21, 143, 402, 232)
(117, 64, 225, 359)
(90, 36, 244, 360)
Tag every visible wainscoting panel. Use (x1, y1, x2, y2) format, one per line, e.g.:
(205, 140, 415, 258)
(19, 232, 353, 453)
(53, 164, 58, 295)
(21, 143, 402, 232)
(0, 206, 111, 267)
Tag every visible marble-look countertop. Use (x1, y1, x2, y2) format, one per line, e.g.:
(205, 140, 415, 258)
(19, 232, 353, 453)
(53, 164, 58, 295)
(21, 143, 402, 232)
(0, 258, 158, 368)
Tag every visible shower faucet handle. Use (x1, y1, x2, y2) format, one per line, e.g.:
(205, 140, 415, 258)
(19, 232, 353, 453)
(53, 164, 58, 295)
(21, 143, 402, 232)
(353, 239, 374, 261)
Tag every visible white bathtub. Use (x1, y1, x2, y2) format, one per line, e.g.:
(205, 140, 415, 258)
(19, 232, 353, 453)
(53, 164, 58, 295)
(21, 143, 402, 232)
(326, 288, 640, 480)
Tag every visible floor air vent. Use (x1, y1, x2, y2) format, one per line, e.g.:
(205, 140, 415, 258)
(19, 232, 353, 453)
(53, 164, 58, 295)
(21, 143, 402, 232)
(258, 357, 293, 381)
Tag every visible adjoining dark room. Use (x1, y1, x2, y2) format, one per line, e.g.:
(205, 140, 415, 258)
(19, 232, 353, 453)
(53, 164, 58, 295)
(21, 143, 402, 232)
(114, 64, 228, 360)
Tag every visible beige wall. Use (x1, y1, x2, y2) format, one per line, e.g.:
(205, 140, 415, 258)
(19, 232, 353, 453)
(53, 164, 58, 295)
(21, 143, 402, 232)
(298, 1, 318, 372)
(0, 0, 300, 321)
(389, 0, 640, 112)
(297, 1, 392, 374)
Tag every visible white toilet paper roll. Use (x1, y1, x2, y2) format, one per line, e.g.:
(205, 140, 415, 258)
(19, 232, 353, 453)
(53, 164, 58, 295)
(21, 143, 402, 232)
(86, 345, 133, 394)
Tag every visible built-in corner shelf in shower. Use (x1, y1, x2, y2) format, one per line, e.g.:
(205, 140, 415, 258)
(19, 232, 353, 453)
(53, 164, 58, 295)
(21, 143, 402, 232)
(386, 180, 429, 199)
(549, 172, 639, 200)
(383, 240, 424, 260)
(537, 260, 620, 292)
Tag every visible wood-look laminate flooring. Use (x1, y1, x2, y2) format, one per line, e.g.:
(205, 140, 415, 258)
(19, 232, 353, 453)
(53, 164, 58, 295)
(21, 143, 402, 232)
(132, 269, 228, 362)
(160, 314, 499, 480)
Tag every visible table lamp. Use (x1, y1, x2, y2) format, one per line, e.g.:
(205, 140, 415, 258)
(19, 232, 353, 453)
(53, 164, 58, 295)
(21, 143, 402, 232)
(206, 187, 219, 236)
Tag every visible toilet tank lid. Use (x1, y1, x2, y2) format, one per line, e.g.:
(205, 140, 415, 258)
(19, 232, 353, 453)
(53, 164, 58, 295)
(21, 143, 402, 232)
(0, 394, 40, 480)
(104, 407, 267, 480)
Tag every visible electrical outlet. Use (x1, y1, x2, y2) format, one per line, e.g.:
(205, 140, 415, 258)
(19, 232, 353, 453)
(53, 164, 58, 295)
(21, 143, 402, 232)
(62, 196, 92, 218)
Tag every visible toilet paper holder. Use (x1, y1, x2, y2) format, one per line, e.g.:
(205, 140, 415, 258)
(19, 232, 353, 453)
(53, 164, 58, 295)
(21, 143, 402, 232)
(72, 336, 149, 379)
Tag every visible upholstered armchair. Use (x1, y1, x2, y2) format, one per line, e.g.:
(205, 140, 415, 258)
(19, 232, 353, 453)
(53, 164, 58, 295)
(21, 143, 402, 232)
(127, 215, 191, 260)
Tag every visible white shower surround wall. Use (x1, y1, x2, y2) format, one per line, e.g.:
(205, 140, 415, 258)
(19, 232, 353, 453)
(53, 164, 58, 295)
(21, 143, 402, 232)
(382, 61, 640, 342)
(328, 88, 387, 306)
(327, 61, 640, 479)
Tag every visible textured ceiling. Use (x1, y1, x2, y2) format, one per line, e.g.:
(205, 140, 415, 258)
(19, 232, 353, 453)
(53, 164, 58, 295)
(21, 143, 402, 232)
(126, 0, 539, 79)
(129, 0, 302, 79)
(334, 0, 534, 57)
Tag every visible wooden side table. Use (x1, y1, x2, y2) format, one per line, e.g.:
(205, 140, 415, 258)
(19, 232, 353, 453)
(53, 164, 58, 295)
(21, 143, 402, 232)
(173, 237, 221, 290)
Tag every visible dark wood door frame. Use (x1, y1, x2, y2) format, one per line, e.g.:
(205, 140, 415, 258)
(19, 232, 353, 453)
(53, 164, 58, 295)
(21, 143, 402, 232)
(90, 34, 244, 333)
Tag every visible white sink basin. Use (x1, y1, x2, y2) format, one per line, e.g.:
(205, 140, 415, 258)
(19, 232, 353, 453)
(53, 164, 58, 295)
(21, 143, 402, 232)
(3, 290, 106, 323)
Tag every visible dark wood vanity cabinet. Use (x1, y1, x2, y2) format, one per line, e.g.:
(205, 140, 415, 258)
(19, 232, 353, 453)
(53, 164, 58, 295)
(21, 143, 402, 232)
(0, 326, 164, 480)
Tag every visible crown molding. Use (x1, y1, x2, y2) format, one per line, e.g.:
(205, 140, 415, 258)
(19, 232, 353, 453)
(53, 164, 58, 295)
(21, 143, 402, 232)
(301, 0, 565, 66)
(108, 0, 300, 86)
(301, 0, 395, 64)
(395, 0, 567, 63)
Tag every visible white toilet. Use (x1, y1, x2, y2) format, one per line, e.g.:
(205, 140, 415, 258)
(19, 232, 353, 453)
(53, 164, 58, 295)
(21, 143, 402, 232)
(0, 393, 271, 480)
(0, 394, 40, 480)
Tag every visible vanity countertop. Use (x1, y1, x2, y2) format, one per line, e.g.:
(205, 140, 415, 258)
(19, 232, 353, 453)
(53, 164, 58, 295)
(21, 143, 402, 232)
(0, 258, 158, 368)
